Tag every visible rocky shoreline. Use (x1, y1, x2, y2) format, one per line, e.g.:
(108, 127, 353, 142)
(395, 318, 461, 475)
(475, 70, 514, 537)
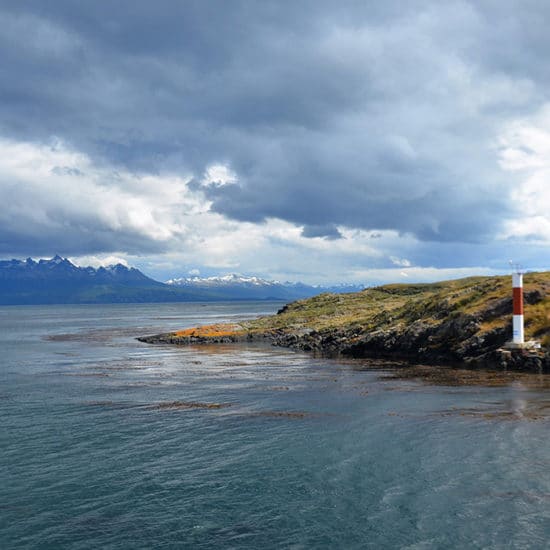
(137, 325, 549, 373)
(138, 272, 550, 373)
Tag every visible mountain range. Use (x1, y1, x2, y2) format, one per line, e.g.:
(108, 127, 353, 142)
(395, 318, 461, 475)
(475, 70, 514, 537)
(0, 256, 362, 305)
(166, 274, 362, 301)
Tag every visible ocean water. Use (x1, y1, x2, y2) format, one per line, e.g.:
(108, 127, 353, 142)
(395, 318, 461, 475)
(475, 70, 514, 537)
(2, 302, 550, 549)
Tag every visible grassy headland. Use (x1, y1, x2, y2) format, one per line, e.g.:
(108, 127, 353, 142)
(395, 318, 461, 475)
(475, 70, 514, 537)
(139, 272, 550, 371)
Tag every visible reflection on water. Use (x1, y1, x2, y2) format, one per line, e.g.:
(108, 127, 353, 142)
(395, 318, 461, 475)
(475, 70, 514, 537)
(3, 302, 550, 549)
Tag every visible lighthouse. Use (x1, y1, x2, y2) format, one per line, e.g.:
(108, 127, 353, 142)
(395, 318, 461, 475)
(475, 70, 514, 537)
(512, 270, 524, 344)
(504, 265, 541, 350)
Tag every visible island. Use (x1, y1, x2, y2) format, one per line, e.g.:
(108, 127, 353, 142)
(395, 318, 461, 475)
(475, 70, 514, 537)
(138, 272, 550, 372)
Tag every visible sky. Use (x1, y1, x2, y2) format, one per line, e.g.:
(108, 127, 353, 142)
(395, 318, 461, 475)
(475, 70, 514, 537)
(0, 1, 549, 284)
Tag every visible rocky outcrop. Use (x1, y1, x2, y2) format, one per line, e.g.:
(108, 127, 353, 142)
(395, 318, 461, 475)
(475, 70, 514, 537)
(267, 315, 550, 372)
(138, 272, 550, 373)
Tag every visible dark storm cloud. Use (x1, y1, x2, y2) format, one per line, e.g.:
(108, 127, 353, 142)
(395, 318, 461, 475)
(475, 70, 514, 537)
(301, 224, 343, 240)
(0, 1, 548, 255)
(0, 218, 167, 257)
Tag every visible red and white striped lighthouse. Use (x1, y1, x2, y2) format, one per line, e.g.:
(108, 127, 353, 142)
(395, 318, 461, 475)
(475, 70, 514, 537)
(512, 271, 524, 344)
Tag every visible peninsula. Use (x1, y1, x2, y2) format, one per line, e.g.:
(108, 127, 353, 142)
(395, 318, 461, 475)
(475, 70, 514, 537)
(139, 272, 550, 372)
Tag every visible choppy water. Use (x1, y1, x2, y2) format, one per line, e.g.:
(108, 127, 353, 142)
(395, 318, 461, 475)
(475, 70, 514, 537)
(2, 302, 550, 549)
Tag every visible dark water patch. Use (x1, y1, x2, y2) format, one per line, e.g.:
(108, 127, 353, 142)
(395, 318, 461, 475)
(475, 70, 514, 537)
(104, 381, 181, 391)
(187, 342, 277, 356)
(240, 410, 317, 419)
(386, 409, 548, 421)
(146, 401, 233, 411)
(84, 401, 144, 410)
(85, 365, 143, 372)
(0, 504, 33, 514)
(60, 372, 111, 377)
(433, 405, 550, 421)
(45, 331, 114, 344)
(217, 361, 258, 368)
(383, 383, 433, 393)
(46, 333, 87, 342)
(45, 326, 152, 345)
(350, 358, 411, 371)
(153, 316, 188, 320)
(381, 364, 534, 387)
(491, 491, 550, 502)
(190, 522, 258, 546)
(83, 359, 164, 371)
(83, 400, 233, 411)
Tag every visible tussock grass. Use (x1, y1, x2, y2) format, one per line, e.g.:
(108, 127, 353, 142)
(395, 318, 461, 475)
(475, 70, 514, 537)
(246, 272, 550, 347)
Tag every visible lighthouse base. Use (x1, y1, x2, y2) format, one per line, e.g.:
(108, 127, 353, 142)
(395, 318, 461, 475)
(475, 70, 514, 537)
(503, 340, 541, 350)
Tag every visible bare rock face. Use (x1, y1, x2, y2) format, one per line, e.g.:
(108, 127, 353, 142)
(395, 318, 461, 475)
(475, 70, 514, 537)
(468, 348, 550, 372)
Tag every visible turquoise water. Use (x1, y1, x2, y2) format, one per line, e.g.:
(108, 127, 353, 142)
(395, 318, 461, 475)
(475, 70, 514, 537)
(2, 303, 550, 549)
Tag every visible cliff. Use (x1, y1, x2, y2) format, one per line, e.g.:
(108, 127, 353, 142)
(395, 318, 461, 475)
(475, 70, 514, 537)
(138, 272, 550, 371)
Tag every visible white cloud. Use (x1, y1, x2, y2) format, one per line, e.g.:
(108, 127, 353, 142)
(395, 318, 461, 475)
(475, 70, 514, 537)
(351, 266, 498, 286)
(390, 256, 412, 267)
(497, 104, 550, 243)
(0, 136, 203, 252)
(202, 164, 238, 187)
(70, 255, 129, 268)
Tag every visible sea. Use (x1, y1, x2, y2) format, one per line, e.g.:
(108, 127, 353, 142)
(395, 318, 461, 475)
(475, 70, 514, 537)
(2, 302, 550, 549)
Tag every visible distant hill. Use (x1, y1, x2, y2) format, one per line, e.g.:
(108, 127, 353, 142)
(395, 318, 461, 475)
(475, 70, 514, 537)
(0, 256, 362, 305)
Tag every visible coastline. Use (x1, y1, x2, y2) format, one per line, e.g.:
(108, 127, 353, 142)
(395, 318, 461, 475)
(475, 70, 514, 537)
(138, 272, 550, 374)
(137, 325, 550, 373)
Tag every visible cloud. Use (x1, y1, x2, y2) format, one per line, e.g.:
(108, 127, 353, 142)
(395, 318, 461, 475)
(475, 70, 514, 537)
(497, 103, 550, 243)
(0, 2, 549, 281)
(70, 255, 129, 268)
(201, 164, 238, 187)
(0, 134, 404, 281)
(354, 266, 499, 286)
(0, 137, 202, 255)
(390, 257, 412, 268)
(301, 224, 343, 240)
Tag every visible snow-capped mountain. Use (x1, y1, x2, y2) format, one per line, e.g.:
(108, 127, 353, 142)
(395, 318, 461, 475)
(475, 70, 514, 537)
(0, 256, 364, 304)
(0, 255, 176, 304)
(166, 273, 363, 300)
(167, 274, 280, 287)
(0, 255, 158, 286)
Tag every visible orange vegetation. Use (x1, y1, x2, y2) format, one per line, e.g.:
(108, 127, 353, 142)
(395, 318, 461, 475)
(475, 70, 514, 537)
(173, 323, 244, 339)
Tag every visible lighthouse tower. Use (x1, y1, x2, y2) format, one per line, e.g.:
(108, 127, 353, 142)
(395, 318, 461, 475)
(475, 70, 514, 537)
(504, 264, 541, 350)
(512, 270, 524, 344)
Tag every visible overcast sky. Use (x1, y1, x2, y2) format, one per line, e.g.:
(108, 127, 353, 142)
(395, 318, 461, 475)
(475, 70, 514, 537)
(1, 1, 548, 284)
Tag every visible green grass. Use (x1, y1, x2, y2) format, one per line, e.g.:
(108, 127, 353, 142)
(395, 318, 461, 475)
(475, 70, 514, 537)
(246, 272, 550, 348)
